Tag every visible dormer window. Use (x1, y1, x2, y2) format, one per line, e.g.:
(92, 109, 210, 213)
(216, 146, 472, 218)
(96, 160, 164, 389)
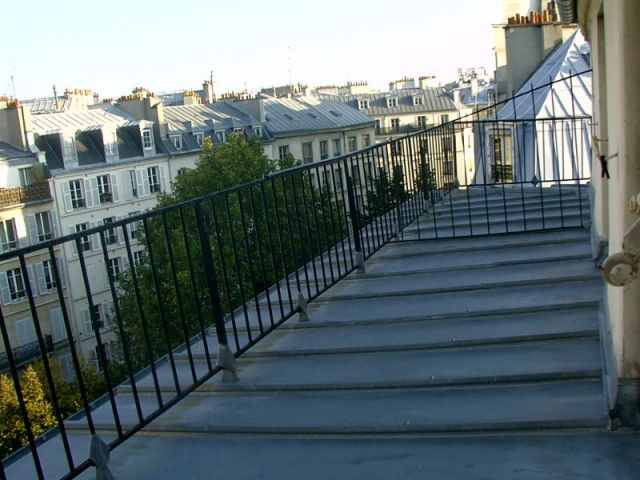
(413, 96, 424, 106)
(215, 130, 225, 142)
(387, 97, 398, 108)
(194, 132, 204, 147)
(358, 99, 369, 109)
(63, 137, 77, 162)
(104, 131, 118, 157)
(142, 129, 153, 149)
(252, 126, 262, 137)
(171, 135, 183, 150)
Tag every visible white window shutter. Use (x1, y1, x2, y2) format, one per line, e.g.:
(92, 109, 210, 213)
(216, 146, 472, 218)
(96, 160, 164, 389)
(141, 169, 150, 196)
(84, 179, 94, 208)
(93, 220, 103, 251)
(118, 216, 126, 245)
(62, 182, 73, 212)
(50, 211, 59, 238)
(0, 272, 11, 305)
(110, 174, 120, 202)
(26, 214, 39, 245)
(82, 309, 92, 334)
(68, 226, 78, 255)
(90, 178, 100, 206)
(159, 165, 167, 193)
(26, 265, 37, 298)
(36, 263, 47, 295)
(56, 258, 67, 288)
(135, 169, 144, 197)
(50, 307, 65, 343)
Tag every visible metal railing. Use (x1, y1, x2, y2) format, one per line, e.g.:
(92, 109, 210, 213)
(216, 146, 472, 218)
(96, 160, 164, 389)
(0, 122, 455, 478)
(0, 336, 53, 371)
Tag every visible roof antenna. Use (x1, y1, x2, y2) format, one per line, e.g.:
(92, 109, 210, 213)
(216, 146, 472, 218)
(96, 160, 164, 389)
(53, 84, 59, 109)
(10, 75, 16, 99)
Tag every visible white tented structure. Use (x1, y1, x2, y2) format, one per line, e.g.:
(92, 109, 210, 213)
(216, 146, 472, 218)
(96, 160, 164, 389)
(473, 29, 592, 185)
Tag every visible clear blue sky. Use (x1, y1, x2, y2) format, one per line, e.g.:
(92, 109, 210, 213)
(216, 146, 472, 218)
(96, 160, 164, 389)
(1, 0, 502, 100)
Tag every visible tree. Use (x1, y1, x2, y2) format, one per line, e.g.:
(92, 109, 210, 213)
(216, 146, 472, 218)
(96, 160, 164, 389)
(0, 365, 55, 458)
(113, 134, 347, 369)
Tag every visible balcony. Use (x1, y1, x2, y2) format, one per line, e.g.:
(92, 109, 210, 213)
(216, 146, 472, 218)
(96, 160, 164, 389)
(0, 71, 638, 479)
(0, 182, 52, 208)
(0, 335, 53, 371)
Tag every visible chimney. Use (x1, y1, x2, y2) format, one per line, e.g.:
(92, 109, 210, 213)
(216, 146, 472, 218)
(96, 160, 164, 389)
(0, 101, 33, 151)
(471, 77, 479, 97)
(183, 90, 200, 105)
(453, 89, 461, 105)
(202, 80, 215, 104)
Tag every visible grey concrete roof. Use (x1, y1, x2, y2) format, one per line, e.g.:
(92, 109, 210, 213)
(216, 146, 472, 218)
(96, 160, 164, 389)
(163, 103, 254, 133)
(0, 141, 32, 161)
(317, 87, 457, 116)
(262, 96, 374, 135)
(31, 105, 142, 135)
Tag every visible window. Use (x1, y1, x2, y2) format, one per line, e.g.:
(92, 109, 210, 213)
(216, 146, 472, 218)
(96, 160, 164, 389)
(19, 167, 33, 187)
(97, 175, 113, 203)
(302, 142, 313, 163)
(7, 268, 25, 302)
(69, 180, 85, 209)
(147, 166, 161, 193)
(335, 166, 343, 190)
(50, 307, 66, 344)
(332, 138, 341, 156)
(63, 137, 77, 162)
(41, 260, 56, 292)
(15, 317, 35, 347)
(34, 212, 53, 242)
(171, 135, 183, 150)
(105, 131, 117, 156)
(375, 119, 381, 134)
(215, 131, 225, 142)
(319, 140, 329, 160)
(107, 257, 122, 281)
(193, 132, 204, 147)
(128, 211, 141, 240)
(278, 145, 290, 160)
(391, 140, 403, 156)
(76, 223, 91, 252)
(83, 304, 105, 335)
(387, 97, 398, 108)
(362, 134, 371, 147)
(417, 116, 427, 129)
(93, 342, 108, 372)
(442, 136, 453, 153)
(0, 219, 18, 252)
(142, 129, 153, 149)
(133, 251, 145, 265)
(391, 118, 400, 132)
(413, 96, 424, 106)
(252, 126, 262, 137)
(125, 170, 138, 197)
(348, 136, 358, 152)
(103, 217, 118, 245)
(440, 114, 449, 124)
(358, 99, 369, 109)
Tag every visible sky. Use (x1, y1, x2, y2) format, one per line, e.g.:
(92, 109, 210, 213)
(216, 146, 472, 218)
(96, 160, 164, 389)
(1, 0, 503, 100)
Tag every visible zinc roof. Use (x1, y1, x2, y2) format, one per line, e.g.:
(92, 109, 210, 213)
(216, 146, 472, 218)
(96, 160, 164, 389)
(31, 105, 141, 135)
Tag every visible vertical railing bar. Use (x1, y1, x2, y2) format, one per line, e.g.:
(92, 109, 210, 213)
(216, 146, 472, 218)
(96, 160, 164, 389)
(294, 171, 320, 296)
(122, 223, 164, 408)
(178, 207, 214, 371)
(303, 168, 329, 290)
(259, 181, 287, 319)
(100, 230, 144, 424)
(161, 212, 197, 383)
(236, 189, 266, 335)
(248, 186, 276, 327)
(76, 236, 124, 437)
(329, 162, 352, 272)
(568, 73, 584, 226)
(266, 179, 295, 313)
(530, 84, 546, 230)
(281, 175, 309, 296)
(210, 197, 242, 351)
(48, 245, 96, 433)
(142, 217, 182, 397)
(512, 89, 528, 232)
(0, 305, 45, 480)
(222, 193, 254, 344)
(549, 77, 565, 228)
(476, 109, 491, 236)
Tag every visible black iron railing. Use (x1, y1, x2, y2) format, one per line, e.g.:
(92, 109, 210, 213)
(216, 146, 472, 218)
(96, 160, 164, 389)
(0, 336, 53, 371)
(0, 122, 454, 479)
(0, 69, 592, 479)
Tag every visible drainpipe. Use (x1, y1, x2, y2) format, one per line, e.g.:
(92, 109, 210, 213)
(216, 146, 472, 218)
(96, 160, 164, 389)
(602, 192, 640, 286)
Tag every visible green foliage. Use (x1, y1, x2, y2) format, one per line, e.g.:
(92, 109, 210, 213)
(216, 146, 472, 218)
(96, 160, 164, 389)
(0, 365, 55, 458)
(115, 134, 348, 367)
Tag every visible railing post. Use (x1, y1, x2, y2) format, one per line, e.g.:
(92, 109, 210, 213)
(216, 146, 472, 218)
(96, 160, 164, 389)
(194, 201, 238, 382)
(344, 159, 365, 273)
